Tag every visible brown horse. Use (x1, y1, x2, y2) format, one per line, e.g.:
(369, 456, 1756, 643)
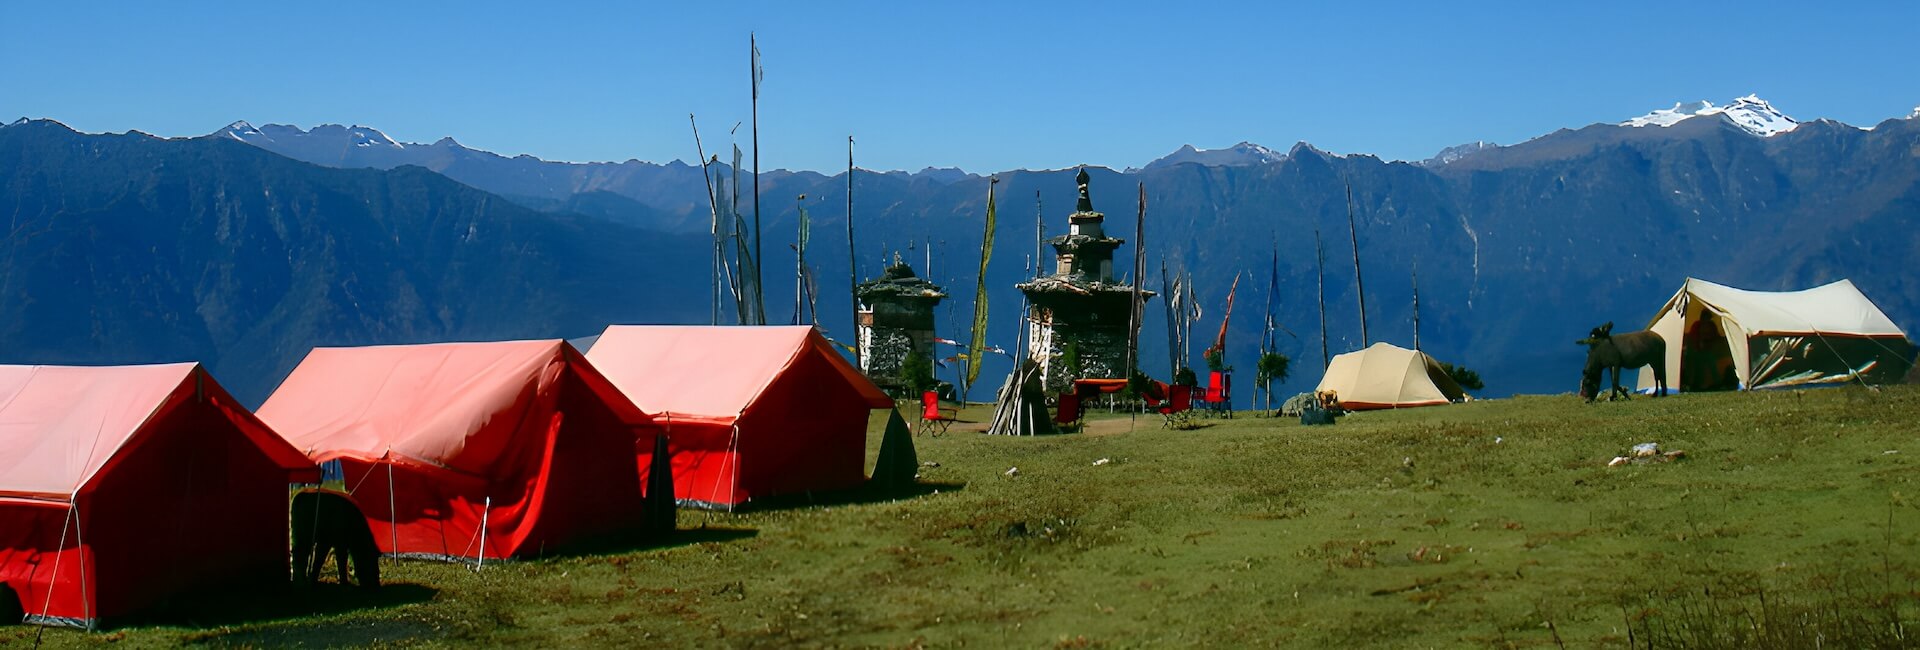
(1578, 322, 1668, 402)
(291, 489, 381, 589)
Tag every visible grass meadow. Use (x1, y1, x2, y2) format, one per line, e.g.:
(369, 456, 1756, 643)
(11, 386, 1919, 648)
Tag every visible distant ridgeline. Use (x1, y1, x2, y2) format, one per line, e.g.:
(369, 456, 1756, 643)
(4, 98, 1919, 402)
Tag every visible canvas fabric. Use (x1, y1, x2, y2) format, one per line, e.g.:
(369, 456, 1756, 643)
(587, 326, 892, 507)
(1637, 278, 1914, 391)
(259, 340, 660, 559)
(1315, 342, 1465, 410)
(0, 363, 315, 626)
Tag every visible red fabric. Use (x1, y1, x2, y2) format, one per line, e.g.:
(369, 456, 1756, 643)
(0, 364, 315, 625)
(1339, 399, 1448, 411)
(1207, 372, 1228, 402)
(920, 391, 943, 420)
(1161, 385, 1193, 415)
(1073, 378, 1130, 395)
(259, 341, 659, 559)
(587, 326, 891, 507)
(1054, 393, 1082, 425)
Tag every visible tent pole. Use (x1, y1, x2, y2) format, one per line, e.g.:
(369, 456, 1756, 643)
(727, 424, 743, 514)
(73, 501, 89, 628)
(386, 457, 398, 556)
(36, 502, 77, 630)
(477, 496, 490, 570)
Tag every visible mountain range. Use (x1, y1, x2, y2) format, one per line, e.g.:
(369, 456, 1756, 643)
(5, 96, 1919, 404)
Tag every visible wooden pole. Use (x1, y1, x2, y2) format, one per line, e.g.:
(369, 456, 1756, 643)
(1315, 229, 1329, 369)
(750, 33, 765, 325)
(690, 114, 721, 326)
(1412, 261, 1421, 352)
(1126, 182, 1145, 426)
(848, 136, 859, 367)
(1345, 178, 1368, 346)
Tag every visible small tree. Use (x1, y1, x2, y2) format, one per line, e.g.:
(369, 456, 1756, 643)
(900, 348, 937, 396)
(1060, 342, 1083, 381)
(1255, 352, 1291, 411)
(1124, 367, 1157, 404)
(1173, 366, 1198, 387)
(1203, 346, 1232, 373)
(1439, 361, 1484, 392)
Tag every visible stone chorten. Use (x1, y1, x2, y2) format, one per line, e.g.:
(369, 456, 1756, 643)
(856, 256, 947, 392)
(1017, 168, 1155, 392)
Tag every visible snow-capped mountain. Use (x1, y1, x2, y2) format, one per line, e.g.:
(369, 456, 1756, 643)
(1621, 95, 1800, 136)
(1140, 141, 1286, 170)
(1419, 140, 1500, 167)
(218, 121, 406, 152)
(3, 117, 26, 128)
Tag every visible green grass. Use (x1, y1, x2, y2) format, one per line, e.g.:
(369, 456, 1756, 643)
(14, 387, 1920, 648)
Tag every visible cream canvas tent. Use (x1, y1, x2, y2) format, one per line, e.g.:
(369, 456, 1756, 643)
(1315, 342, 1466, 410)
(1636, 278, 1914, 392)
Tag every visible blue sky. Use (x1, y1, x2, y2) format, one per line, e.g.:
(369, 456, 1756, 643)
(4, 1, 1916, 173)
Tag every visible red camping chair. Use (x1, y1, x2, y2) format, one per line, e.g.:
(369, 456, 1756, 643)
(1054, 392, 1083, 432)
(1160, 384, 1194, 428)
(917, 390, 958, 435)
(1202, 371, 1234, 418)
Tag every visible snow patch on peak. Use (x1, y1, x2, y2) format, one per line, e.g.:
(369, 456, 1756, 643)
(1623, 100, 1717, 128)
(1142, 141, 1286, 170)
(219, 120, 262, 140)
(1621, 95, 1799, 136)
(4, 117, 27, 128)
(347, 126, 401, 148)
(1420, 140, 1499, 167)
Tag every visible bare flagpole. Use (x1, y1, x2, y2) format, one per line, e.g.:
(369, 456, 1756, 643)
(691, 114, 721, 326)
(1412, 261, 1421, 352)
(750, 33, 766, 325)
(1125, 182, 1146, 427)
(1344, 177, 1368, 346)
(847, 136, 859, 368)
(1315, 229, 1329, 369)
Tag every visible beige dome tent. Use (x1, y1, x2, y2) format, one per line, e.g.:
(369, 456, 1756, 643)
(1635, 278, 1914, 393)
(1316, 342, 1466, 410)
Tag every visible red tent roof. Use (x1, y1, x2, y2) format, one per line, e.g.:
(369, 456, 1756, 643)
(1, 363, 320, 626)
(0, 363, 316, 501)
(260, 339, 652, 472)
(585, 326, 893, 507)
(257, 339, 659, 559)
(585, 325, 890, 422)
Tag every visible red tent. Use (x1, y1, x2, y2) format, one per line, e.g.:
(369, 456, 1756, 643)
(258, 340, 660, 560)
(585, 326, 894, 508)
(0, 363, 318, 629)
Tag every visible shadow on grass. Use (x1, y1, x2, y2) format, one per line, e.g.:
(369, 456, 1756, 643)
(697, 479, 969, 513)
(104, 580, 437, 633)
(185, 615, 444, 648)
(537, 524, 761, 559)
(1167, 422, 1219, 431)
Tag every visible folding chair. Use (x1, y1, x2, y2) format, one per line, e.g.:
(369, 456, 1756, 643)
(1160, 384, 1193, 428)
(1215, 373, 1233, 418)
(1201, 371, 1233, 417)
(1054, 392, 1083, 432)
(917, 389, 958, 435)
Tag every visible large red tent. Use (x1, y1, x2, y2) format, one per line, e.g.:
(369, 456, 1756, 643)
(585, 325, 895, 508)
(258, 340, 661, 561)
(0, 363, 318, 628)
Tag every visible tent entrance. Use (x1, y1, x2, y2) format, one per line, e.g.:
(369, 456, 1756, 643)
(1748, 335, 1915, 389)
(1681, 312, 1737, 391)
